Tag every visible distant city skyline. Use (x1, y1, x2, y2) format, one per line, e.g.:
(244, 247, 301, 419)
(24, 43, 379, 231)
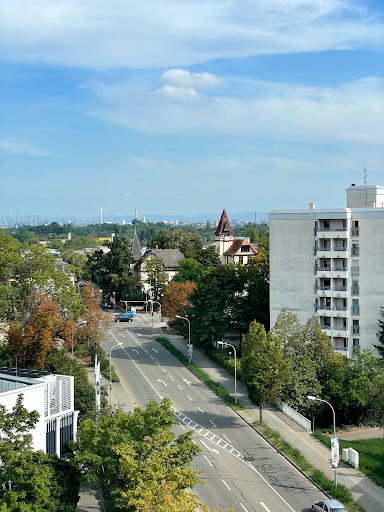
(1, 1, 383, 217)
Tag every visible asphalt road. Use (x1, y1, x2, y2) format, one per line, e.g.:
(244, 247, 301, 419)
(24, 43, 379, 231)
(102, 316, 327, 512)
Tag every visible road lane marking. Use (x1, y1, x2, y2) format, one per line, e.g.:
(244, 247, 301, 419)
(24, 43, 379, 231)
(156, 362, 160, 366)
(183, 378, 191, 385)
(186, 394, 193, 401)
(209, 419, 217, 428)
(260, 503, 271, 512)
(162, 368, 167, 373)
(150, 355, 154, 360)
(222, 479, 231, 490)
(178, 385, 183, 390)
(157, 379, 167, 386)
(197, 406, 204, 413)
(223, 433, 232, 443)
(169, 376, 174, 381)
(152, 348, 159, 353)
(204, 455, 213, 467)
(245, 462, 295, 512)
(142, 347, 148, 354)
(109, 330, 163, 401)
(240, 504, 249, 512)
(178, 423, 185, 430)
(120, 333, 125, 337)
(200, 440, 219, 454)
(132, 349, 139, 354)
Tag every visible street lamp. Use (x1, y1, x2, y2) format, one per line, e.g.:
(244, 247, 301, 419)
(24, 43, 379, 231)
(71, 320, 87, 358)
(112, 291, 116, 311)
(218, 340, 237, 404)
(308, 395, 338, 487)
(175, 315, 191, 362)
(109, 342, 123, 408)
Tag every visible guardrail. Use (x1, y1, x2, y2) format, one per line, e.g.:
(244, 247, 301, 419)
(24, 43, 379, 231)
(275, 400, 312, 431)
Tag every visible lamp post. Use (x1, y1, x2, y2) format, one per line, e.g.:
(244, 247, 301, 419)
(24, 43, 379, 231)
(71, 320, 87, 358)
(218, 340, 237, 404)
(308, 395, 338, 487)
(110, 342, 123, 408)
(112, 292, 116, 311)
(175, 315, 191, 362)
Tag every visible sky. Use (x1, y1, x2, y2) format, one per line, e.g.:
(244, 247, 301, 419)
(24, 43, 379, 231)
(1, 0, 383, 221)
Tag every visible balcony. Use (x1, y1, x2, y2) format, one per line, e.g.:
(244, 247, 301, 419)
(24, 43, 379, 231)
(333, 286, 347, 291)
(316, 227, 348, 239)
(332, 267, 348, 272)
(333, 326, 348, 337)
(333, 247, 347, 252)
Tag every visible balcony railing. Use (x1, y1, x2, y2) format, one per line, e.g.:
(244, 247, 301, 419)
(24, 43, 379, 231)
(352, 247, 360, 256)
(352, 326, 360, 334)
(352, 286, 359, 295)
(333, 286, 347, 291)
(351, 266, 360, 275)
(317, 306, 332, 311)
(332, 267, 348, 271)
(316, 286, 331, 290)
(317, 227, 347, 232)
(351, 227, 359, 236)
(333, 247, 347, 251)
(333, 326, 347, 331)
(333, 306, 347, 311)
(316, 267, 332, 272)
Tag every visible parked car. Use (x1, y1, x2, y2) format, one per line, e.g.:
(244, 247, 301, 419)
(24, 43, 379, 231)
(103, 302, 113, 309)
(312, 500, 347, 512)
(115, 311, 136, 322)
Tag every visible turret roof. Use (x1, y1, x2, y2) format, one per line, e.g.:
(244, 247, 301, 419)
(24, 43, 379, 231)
(214, 209, 234, 236)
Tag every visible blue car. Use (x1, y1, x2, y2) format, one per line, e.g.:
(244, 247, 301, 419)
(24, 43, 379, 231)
(115, 311, 136, 322)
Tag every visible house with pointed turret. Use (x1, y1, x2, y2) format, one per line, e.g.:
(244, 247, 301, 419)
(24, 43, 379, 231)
(215, 209, 258, 265)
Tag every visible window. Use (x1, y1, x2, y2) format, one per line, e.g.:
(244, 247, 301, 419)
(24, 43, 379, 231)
(238, 256, 244, 264)
(324, 317, 331, 327)
(353, 339, 360, 347)
(241, 245, 249, 253)
(324, 220, 330, 228)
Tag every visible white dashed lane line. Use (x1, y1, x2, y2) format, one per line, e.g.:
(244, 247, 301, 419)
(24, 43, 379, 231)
(260, 503, 271, 512)
(209, 419, 217, 428)
(197, 406, 204, 413)
(204, 455, 213, 467)
(222, 479, 231, 490)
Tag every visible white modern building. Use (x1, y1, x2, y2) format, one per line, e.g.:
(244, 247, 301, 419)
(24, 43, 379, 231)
(270, 184, 384, 357)
(0, 370, 78, 457)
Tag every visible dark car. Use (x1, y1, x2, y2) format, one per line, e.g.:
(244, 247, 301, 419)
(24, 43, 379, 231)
(103, 302, 113, 309)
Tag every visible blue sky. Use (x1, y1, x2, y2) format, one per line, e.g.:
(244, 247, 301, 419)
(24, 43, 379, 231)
(1, 0, 383, 221)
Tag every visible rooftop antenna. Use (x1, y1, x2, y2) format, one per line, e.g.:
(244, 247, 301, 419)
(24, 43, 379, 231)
(100, 205, 103, 224)
(363, 163, 368, 206)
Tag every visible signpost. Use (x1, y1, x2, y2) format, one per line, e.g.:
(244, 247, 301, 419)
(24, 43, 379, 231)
(187, 343, 193, 362)
(331, 437, 340, 471)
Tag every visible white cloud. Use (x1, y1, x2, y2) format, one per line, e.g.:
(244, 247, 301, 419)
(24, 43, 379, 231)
(161, 69, 225, 89)
(157, 85, 201, 101)
(0, 138, 51, 157)
(0, 1, 382, 68)
(88, 75, 384, 145)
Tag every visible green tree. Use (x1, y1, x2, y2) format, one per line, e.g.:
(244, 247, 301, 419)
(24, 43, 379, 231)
(241, 321, 290, 423)
(374, 307, 384, 358)
(186, 265, 241, 347)
(151, 228, 202, 259)
(144, 257, 168, 301)
(172, 258, 206, 283)
(71, 398, 206, 511)
(367, 374, 384, 432)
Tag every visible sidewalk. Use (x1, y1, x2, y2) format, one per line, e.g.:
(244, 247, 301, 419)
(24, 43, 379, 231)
(150, 328, 384, 512)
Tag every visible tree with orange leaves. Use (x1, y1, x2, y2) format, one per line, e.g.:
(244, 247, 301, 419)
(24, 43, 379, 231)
(161, 281, 196, 323)
(7, 294, 59, 369)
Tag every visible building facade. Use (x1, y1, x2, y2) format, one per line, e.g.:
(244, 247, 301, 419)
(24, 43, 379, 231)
(270, 185, 384, 357)
(215, 210, 258, 265)
(0, 370, 78, 457)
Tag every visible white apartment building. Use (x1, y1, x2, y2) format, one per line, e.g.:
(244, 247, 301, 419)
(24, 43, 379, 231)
(0, 370, 78, 457)
(270, 184, 384, 357)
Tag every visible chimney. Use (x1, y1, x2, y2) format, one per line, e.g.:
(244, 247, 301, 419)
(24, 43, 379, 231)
(309, 203, 315, 210)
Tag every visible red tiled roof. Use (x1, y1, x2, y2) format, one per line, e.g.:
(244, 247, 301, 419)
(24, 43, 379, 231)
(224, 239, 258, 256)
(215, 209, 235, 236)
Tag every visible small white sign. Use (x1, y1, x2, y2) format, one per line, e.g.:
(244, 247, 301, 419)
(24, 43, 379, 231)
(331, 437, 339, 470)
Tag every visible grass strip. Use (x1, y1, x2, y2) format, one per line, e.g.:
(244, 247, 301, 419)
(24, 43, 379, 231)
(156, 336, 243, 410)
(258, 424, 365, 512)
(313, 430, 384, 488)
